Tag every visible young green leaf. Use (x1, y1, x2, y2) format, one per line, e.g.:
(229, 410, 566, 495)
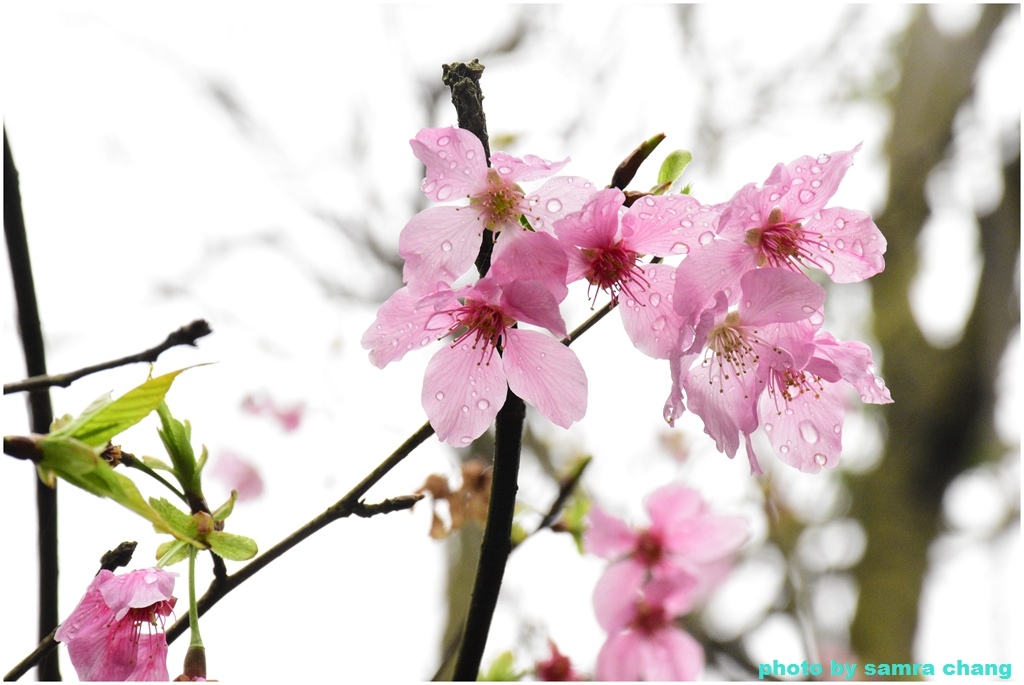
(149, 497, 198, 540)
(206, 531, 258, 561)
(156, 539, 191, 566)
(657, 149, 693, 186)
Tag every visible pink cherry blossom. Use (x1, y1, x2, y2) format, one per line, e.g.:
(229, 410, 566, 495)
(673, 145, 886, 326)
(553, 187, 719, 359)
(594, 572, 705, 681)
(664, 268, 826, 473)
(400, 127, 595, 293)
(209, 451, 265, 501)
(753, 325, 893, 473)
(241, 393, 304, 432)
(586, 483, 749, 609)
(55, 568, 177, 681)
(362, 272, 587, 446)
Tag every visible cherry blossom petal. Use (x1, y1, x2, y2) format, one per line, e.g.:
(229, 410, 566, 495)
(808, 206, 887, 282)
(100, 568, 177, 621)
(759, 381, 845, 473)
(500, 281, 568, 338)
(130, 634, 170, 681)
(489, 229, 569, 302)
(813, 333, 893, 404)
(618, 264, 685, 359)
(410, 127, 488, 202)
(622, 194, 717, 257)
(738, 268, 826, 327)
(503, 329, 587, 428)
(399, 205, 484, 292)
(584, 504, 639, 559)
(592, 562, 648, 632)
(672, 239, 757, 325)
(683, 355, 761, 459)
(774, 145, 860, 220)
(525, 175, 599, 233)
(595, 631, 647, 681)
(422, 343, 507, 446)
(640, 628, 705, 681)
(361, 286, 457, 368)
(552, 187, 623, 249)
(490, 151, 570, 184)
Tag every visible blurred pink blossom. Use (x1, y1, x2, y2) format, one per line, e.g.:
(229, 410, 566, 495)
(55, 568, 177, 681)
(209, 451, 265, 501)
(241, 393, 305, 432)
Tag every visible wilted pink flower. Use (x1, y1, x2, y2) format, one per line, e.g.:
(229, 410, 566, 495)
(55, 568, 177, 682)
(535, 640, 583, 681)
(554, 188, 719, 359)
(594, 572, 705, 681)
(586, 483, 748, 608)
(361, 272, 587, 446)
(209, 451, 265, 501)
(400, 127, 595, 293)
(673, 145, 886, 327)
(664, 268, 826, 473)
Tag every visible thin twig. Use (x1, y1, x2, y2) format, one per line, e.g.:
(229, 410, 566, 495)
(164, 421, 434, 644)
(4, 319, 212, 395)
(510, 456, 591, 551)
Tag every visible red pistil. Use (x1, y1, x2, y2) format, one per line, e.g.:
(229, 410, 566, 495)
(746, 207, 828, 271)
(447, 300, 512, 366)
(582, 242, 648, 307)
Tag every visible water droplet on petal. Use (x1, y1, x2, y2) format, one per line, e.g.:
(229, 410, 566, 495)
(671, 242, 689, 254)
(833, 424, 842, 433)
(436, 185, 453, 201)
(699, 231, 714, 245)
(680, 219, 693, 228)
(441, 240, 453, 252)
(780, 445, 790, 454)
(649, 293, 662, 307)
(498, 166, 512, 175)
(764, 423, 774, 432)
(465, 150, 475, 159)
(477, 399, 490, 410)
(817, 154, 831, 164)
(798, 421, 819, 443)
(652, 316, 667, 330)
(460, 436, 472, 444)
(437, 136, 451, 146)
(799, 189, 816, 203)
(814, 453, 828, 466)
(818, 257, 835, 276)
(435, 391, 445, 401)
(438, 150, 447, 159)
(461, 405, 469, 413)
(810, 165, 822, 174)
(811, 179, 822, 188)
(785, 408, 794, 416)
(546, 198, 562, 213)
(769, 193, 781, 202)
(422, 180, 437, 194)
(835, 238, 845, 249)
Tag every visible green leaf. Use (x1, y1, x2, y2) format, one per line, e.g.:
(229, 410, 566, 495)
(480, 651, 522, 681)
(156, 539, 191, 566)
(207, 531, 258, 561)
(35, 436, 201, 546)
(149, 497, 198, 539)
(140, 455, 175, 472)
(156, 402, 198, 489)
(510, 522, 528, 547)
(657, 149, 692, 186)
(51, 369, 189, 448)
(211, 490, 239, 522)
(563, 490, 592, 555)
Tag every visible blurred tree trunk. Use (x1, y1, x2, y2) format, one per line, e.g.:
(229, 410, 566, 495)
(851, 4, 1019, 665)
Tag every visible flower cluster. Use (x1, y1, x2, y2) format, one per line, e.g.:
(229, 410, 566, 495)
(55, 568, 177, 682)
(364, 128, 891, 472)
(585, 484, 749, 680)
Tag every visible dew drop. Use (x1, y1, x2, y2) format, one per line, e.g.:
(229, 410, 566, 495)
(780, 445, 790, 454)
(835, 238, 845, 249)
(769, 192, 781, 202)
(798, 189, 816, 203)
(461, 405, 469, 413)
(652, 316, 667, 330)
(460, 436, 472, 444)
(477, 399, 490, 410)
(390, 338, 399, 347)
(851, 239, 865, 256)
(546, 198, 563, 213)
(699, 231, 714, 246)
(441, 240, 453, 252)
(810, 165, 822, 174)
(449, 161, 457, 170)
(833, 424, 842, 434)
(680, 219, 693, 228)
(816, 153, 831, 164)
(818, 257, 835, 276)
(498, 166, 512, 175)
(649, 293, 662, 307)
(814, 453, 828, 467)
(422, 180, 437, 194)
(671, 242, 689, 255)
(435, 391, 445, 401)
(437, 185, 453, 201)
(801, 305, 816, 314)
(465, 150, 475, 159)
(375, 324, 382, 330)
(834, 217, 846, 230)
(438, 150, 447, 159)
(764, 422, 774, 432)
(785, 408, 794, 416)
(437, 136, 451, 146)
(420, 337, 431, 346)
(798, 421, 819, 444)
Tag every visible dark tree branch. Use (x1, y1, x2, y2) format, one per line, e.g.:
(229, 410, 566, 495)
(4, 127, 61, 681)
(4, 319, 212, 395)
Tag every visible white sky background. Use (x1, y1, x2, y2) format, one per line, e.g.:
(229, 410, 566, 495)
(2, 3, 1020, 682)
